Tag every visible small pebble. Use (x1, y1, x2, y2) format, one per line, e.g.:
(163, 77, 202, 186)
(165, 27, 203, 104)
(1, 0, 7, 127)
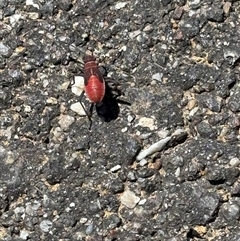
(223, 2, 231, 15)
(28, 12, 40, 20)
(80, 217, 88, 223)
(85, 223, 93, 235)
(187, 99, 197, 110)
(110, 165, 121, 172)
(25, 202, 41, 216)
(175, 167, 181, 177)
(39, 220, 53, 233)
(121, 190, 140, 209)
(154, 159, 162, 170)
(60, 81, 70, 90)
(143, 24, 153, 33)
(139, 159, 148, 166)
(127, 114, 135, 123)
(46, 97, 58, 104)
(138, 199, 147, 205)
(26, 0, 39, 9)
(52, 127, 62, 139)
(69, 202, 75, 208)
(189, 107, 199, 118)
(230, 157, 240, 167)
(24, 105, 31, 113)
(0, 42, 10, 56)
(138, 132, 152, 140)
(189, 0, 200, 7)
(127, 171, 137, 181)
(138, 168, 154, 178)
(121, 127, 128, 132)
(136, 136, 171, 161)
(14, 206, 25, 214)
(129, 30, 141, 39)
(42, 78, 49, 88)
(19, 230, 29, 240)
(152, 73, 162, 81)
(137, 117, 157, 130)
(9, 14, 22, 25)
(72, 76, 84, 96)
(157, 129, 169, 139)
(150, 80, 157, 85)
(70, 102, 86, 116)
(115, 2, 128, 10)
(172, 128, 187, 137)
(58, 114, 75, 130)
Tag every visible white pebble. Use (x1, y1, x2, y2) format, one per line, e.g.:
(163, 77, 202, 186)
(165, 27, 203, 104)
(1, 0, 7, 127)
(136, 136, 171, 161)
(137, 117, 157, 130)
(24, 105, 31, 113)
(138, 132, 152, 140)
(28, 12, 40, 20)
(26, 0, 39, 9)
(72, 76, 84, 96)
(58, 114, 75, 130)
(9, 14, 22, 25)
(129, 30, 141, 39)
(157, 129, 170, 139)
(189, 0, 200, 6)
(60, 81, 70, 90)
(52, 127, 62, 138)
(14, 206, 25, 214)
(69, 202, 75, 207)
(127, 114, 135, 123)
(39, 220, 53, 233)
(70, 102, 86, 116)
(42, 79, 49, 87)
(230, 157, 240, 167)
(110, 165, 121, 172)
(138, 199, 147, 205)
(115, 2, 128, 9)
(175, 167, 181, 177)
(121, 127, 128, 132)
(46, 97, 58, 104)
(139, 159, 148, 166)
(121, 190, 140, 209)
(120, 45, 127, 51)
(152, 72, 163, 81)
(80, 217, 88, 223)
(20, 230, 29, 240)
(0, 42, 10, 56)
(86, 223, 93, 235)
(172, 128, 187, 137)
(189, 106, 199, 117)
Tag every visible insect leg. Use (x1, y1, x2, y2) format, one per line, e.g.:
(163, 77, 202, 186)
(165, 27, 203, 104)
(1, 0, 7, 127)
(79, 90, 93, 130)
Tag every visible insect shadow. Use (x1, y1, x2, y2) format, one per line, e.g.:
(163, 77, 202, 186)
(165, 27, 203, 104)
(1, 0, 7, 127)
(95, 79, 131, 122)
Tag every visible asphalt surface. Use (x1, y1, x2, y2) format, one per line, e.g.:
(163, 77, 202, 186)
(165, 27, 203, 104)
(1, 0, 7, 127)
(0, 0, 240, 240)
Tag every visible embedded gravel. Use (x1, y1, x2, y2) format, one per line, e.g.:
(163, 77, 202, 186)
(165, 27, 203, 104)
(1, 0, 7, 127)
(0, 0, 240, 240)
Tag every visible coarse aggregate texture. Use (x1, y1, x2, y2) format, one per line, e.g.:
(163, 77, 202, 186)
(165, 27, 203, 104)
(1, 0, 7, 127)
(0, 0, 240, 240)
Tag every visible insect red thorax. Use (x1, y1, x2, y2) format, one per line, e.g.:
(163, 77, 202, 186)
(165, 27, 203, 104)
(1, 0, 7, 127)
(84, 55, 105, 103)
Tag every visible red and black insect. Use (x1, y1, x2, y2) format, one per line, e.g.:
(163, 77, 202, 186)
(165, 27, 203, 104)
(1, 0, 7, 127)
(79, 53, 129, 129)
(83, 54, 105, 104)
(79, 54, 106, 129)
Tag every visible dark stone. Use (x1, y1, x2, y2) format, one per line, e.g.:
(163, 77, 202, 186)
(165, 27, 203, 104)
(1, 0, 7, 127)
(228, 86, 240, 112)
(197, 121, 217, 139)
(137, 168, 155, 178)
(109, 178, 124, 194)
(207, 6, 224, 22)
(197, 93, 223, 112)
(161, 0, 171, 6)
(42, 154, 68, 185)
